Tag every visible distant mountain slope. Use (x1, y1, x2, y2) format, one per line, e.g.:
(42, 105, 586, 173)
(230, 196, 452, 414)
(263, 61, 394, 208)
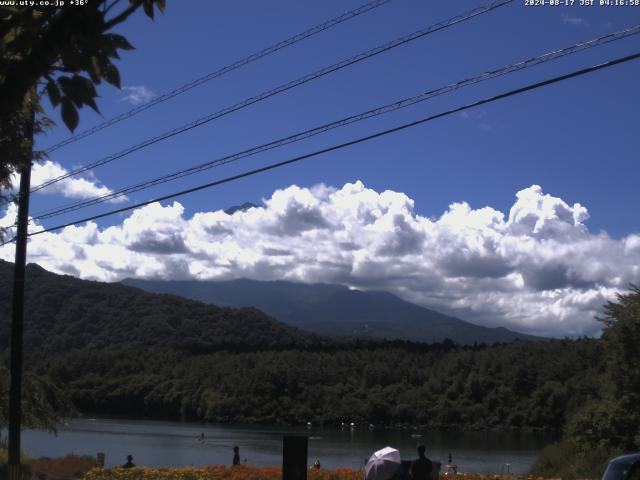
(0, 260, 322, 353)
(122, 278, 543, 344)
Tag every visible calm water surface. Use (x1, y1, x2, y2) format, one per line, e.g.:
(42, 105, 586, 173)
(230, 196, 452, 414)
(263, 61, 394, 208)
(22, 417, 553, 474)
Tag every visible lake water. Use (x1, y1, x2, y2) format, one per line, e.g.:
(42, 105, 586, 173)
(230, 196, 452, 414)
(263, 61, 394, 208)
(22, 417, 553, 474)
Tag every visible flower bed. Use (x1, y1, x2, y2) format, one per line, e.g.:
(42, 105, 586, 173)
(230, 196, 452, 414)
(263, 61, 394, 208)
(83, 466, 558, 480)
(84, 466, 359, 480)
(30, 454, 98, 478)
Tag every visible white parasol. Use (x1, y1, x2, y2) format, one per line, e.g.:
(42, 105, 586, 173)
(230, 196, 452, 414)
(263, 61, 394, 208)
(365, 446, 401, 480)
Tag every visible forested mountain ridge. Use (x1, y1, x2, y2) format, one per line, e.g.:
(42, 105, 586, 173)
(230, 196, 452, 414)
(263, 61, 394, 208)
(0, 268, 636, 480)
(0, 262, 620, 438)
(122, 277, 543, 344)
(0, 260, 607, 434)
(0, 260, 324, 352)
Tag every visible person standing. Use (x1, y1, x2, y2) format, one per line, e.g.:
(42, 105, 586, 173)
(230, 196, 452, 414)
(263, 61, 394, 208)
(233, 446, 241, 466)
(122, 455, 135, 468)
(411, 445, 432, 480)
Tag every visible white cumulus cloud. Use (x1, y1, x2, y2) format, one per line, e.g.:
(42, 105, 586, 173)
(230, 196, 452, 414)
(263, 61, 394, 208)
(1, 181, 637, 338)
(120, 85, 155, 106)
(10, 160, 127, 203)
(561, 13, 588, 27)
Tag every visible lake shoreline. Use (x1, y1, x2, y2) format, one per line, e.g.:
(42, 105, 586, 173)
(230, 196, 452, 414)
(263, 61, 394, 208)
(23, 416, 552, 474)
(66, 412, 562, 435)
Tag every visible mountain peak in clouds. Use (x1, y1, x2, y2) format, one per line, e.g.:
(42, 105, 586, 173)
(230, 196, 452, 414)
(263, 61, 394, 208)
(122, 278, 544, 345)
(4, 181, 632, 337)
(224, 202, 261, 215)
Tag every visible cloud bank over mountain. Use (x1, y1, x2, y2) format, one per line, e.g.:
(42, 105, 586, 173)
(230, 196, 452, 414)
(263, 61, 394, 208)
(2, 181, 638, 337)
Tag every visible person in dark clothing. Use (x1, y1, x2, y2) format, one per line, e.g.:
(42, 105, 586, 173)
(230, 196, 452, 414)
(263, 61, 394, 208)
(232, 446, 241, 466)
(411, 445, 432, 480)
(122, 455, 135, 468)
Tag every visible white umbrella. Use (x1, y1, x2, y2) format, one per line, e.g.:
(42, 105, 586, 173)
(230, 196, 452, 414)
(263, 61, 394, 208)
(365, 446, 401, 480)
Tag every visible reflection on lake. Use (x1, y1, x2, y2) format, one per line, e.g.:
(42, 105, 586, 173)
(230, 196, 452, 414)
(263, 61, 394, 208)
(22, 417, 554, 474)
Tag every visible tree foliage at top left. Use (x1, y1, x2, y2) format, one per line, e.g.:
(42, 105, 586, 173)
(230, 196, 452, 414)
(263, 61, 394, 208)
(0, 0, 166, 188)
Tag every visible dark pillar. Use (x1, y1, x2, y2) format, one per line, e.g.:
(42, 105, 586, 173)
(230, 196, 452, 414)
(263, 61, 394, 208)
(283, 435, 308, 480)
(7, 111, 34, 480)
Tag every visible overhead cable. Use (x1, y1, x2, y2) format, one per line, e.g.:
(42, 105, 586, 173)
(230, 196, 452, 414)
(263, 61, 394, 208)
(6, 50, 636, 243)
(31, 0, 513, 193)
(43, 0, 394, 154)
(30, 24, 640, 221)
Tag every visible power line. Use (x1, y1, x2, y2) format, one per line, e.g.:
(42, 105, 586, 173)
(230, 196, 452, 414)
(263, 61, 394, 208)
(42, 0, 394, 154)
(6, 50, 636, 243)
(35, 0, 511, 190)
(30, 24, 640, 221)
(31, 0, 513, 193)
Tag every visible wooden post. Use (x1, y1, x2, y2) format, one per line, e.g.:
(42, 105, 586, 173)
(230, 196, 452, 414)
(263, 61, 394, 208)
(7, 106, 34, 480)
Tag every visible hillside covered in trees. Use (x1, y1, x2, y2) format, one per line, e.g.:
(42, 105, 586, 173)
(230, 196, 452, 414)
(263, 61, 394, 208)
(0, 260, 326, 353)
(37, 339, 602, 431)
(1, 260, 636, 455)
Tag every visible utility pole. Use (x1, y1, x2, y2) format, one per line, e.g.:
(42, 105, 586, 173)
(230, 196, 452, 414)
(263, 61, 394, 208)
(7, 105, 34, 480)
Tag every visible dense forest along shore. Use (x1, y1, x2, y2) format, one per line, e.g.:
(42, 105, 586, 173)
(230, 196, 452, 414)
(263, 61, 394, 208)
(22, 417, 554, 474)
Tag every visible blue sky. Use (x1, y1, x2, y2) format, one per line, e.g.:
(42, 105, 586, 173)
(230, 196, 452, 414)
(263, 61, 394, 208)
(3, 0, 640, 337)
(32, 0, 640, 236)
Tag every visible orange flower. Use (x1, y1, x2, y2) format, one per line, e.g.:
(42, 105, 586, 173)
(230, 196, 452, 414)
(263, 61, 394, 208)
(83, 465, 566, 480)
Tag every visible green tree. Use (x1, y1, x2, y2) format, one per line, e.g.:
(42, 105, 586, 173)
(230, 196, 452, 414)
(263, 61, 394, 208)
(0, 0, 166, 189)
(566, 287, 640, 455)
(600, 287, 640, 403)
(596, 286, 640, 450)
(0, 360, 75, 434)
(0, 0, 167, 437)
(536, 287, 640, 479)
